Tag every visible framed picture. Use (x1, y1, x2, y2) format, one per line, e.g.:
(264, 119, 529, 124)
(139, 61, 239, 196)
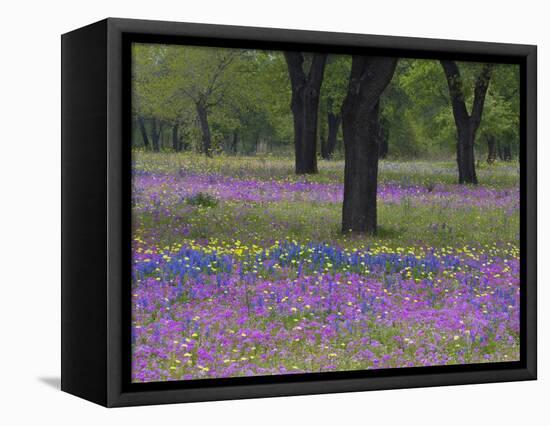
(61, 18, 537, 407)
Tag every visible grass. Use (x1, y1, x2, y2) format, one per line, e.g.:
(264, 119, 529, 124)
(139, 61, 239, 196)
(133, 151, 520, 188)
(136, 199, 518, 250)
(133, 151, 519, 250)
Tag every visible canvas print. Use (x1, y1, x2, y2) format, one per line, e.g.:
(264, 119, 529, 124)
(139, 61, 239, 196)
(130, 43, 520, 383)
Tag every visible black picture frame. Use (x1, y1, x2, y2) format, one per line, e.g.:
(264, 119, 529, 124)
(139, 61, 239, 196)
(61, 17, 537, 407)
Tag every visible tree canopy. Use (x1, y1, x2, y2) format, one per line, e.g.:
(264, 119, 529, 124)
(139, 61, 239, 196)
(132, 44, 519, 167)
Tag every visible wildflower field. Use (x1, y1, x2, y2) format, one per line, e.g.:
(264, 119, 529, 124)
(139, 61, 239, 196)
(131, 152, 520, 382)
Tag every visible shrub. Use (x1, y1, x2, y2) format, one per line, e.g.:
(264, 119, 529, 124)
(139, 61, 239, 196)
(186, 192, 219, 208)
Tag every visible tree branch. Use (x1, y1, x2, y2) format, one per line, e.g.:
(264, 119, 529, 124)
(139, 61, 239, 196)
(347, 56, 398, 113)
(204, 51, 239, 99)
(471, 63, 495, 125)
(283, 52, 306, 92)
(440, 60, 469, 123)
(308, 53, 328, 89)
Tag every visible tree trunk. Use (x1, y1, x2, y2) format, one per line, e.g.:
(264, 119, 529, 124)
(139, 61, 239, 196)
(196, 104, 212, 157)
(320, 118, 328, 159)
(497, 140, 504, 160)
(486, 135, 497, 164)
(254, 133, 260, 154)
(172, 122, 180, 152)
(137, 116, 150, 149)
(284, 52, 327, 174)
(342, 102, 381, 234)
(440, 60, 494, 184)
(342, 56, 398, 235)
(150, 119, 161, 152)
(231, 130, 238, 154)
(325, 111, 341, 159)
(180, 137, 189, 152)
(456, 122, 478, 184)
(289, 88, 319, 172)
(377, 114, 389, 159)
(503, 142, 512, 161)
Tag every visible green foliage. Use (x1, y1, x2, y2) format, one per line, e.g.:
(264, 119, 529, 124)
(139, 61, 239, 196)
(384, 59, 519, 159)
(321, 55, 351, 109)
(132, 44, 179, 122)
(390, 59, 453, 157)
(185, 192, 219, 208)
(478, 64, 520, 153)
(132, 43, 520, 161)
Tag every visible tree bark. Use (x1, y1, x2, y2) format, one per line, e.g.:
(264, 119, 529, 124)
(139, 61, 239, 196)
(440, 60, 494, 184)
(342, 56, 398, 235)
(456, 123, 477, 183)
(150, 118, 162, 152)
(172, 122, 180, 152)
(284, 52, 327, 174)
(503, 142, 512, 161)
(377, 113, 389, 159)
(486, 135, 497, 164)
(321, 97, 341, 160)
(196, 103, 212, 157)
(137, 116, 150, 149)
(497, 140, 503, 160)
(325, 111, 341, 159)
(320, 118, 328, 159)
(231, 130, 238, 154)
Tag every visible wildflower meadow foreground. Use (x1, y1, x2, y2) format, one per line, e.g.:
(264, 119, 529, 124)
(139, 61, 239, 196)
(131, 153, 520, 382)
